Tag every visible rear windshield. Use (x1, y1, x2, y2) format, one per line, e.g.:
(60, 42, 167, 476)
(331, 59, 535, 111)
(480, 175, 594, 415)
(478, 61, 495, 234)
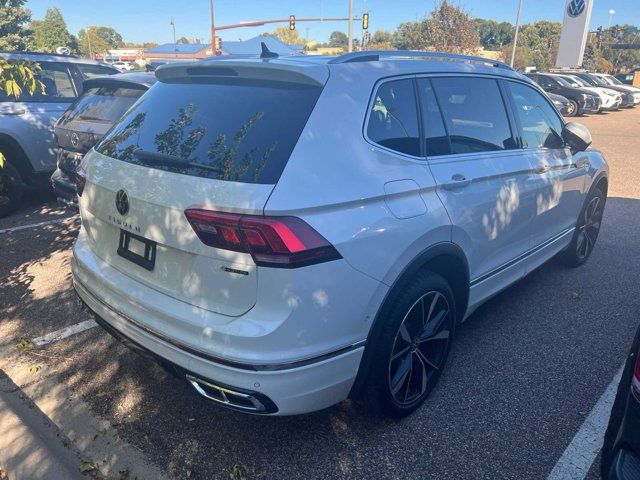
(59, 85, 146, 126)
(96, 78, 323, 184)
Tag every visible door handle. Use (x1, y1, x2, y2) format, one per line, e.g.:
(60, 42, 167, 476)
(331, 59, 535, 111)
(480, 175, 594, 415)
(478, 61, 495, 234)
(0, 107, 26, 116)
(442, 173, 471, 190)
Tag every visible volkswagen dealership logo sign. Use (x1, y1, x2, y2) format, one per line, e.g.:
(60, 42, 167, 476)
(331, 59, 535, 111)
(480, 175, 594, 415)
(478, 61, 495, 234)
(567, 0, 586, 17)
(115, 189, 130, 216)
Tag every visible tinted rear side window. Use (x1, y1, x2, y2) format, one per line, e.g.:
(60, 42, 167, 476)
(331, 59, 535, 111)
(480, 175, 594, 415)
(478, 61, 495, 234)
(58, 86, 145, 127)
(417, 79, 449, 156)
(431, 77, 515, 154)
(96, 78, 322, 184)
(366, 79, 420, 157)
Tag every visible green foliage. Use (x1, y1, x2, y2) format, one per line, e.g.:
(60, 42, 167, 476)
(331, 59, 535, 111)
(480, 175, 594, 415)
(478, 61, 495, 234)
(474, 19, 514, 50)
(0, 59, 45, 99)
(260, 26, 307, 46)
(0, 0, 32, 51)
(30, 7, 77, 53)
(394, 0, 479, 53)
(329, 31, 349, 48)
(600, 25, 640, 72)
(77, 26, 124, 58)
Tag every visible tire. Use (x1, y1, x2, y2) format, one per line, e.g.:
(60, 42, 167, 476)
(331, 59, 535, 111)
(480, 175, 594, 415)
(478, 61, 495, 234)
(0, 157, 24, 218)
(364, 271, 456, 418)
(565, 100, 578, 117)
(560, 186, 605, 267)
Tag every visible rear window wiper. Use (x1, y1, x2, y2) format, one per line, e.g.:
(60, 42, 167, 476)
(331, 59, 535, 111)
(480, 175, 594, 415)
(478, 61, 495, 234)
(77, 115, 111, 122)
(132, 149, 222, 173)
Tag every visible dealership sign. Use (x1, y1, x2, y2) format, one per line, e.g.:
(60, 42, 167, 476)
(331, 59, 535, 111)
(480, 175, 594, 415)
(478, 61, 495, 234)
(556, 0, 594, 67)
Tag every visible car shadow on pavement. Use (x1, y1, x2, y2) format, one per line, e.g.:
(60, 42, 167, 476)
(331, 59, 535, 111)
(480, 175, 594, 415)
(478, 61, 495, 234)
(1, 196, 639, 479)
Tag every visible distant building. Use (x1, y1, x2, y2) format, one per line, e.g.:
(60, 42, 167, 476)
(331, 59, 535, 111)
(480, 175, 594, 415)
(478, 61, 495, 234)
(144, 36, 304, 60)
(96, 48, 145, 62)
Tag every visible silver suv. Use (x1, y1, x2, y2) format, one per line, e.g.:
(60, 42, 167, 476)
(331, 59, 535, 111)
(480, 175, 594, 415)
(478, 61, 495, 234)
(0, 52, 118, 216)
(73, 50, 608, 417)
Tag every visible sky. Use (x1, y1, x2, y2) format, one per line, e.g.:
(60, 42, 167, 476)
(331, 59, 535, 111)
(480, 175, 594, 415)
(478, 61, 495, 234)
(27, 0, 637, 46)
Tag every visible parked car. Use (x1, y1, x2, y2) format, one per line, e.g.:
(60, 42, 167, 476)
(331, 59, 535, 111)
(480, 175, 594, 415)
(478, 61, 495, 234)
(592, 72, 640, 105)
(110, 61, 135, 72)
(615, 72, 637, 86)
(51, 73, 156, 207)
(554, 73, 623, 111)
(73, 50, 608, 417)
(547, 92, 573, 116)
(0, 52, 118, 217)
(601, 324, 640, 479)
(525, 73, 600, 116)
(568, 72, 636, 108)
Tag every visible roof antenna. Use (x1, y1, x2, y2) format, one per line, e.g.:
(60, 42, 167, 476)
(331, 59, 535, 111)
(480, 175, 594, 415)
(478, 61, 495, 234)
(260, 42, 279, 59)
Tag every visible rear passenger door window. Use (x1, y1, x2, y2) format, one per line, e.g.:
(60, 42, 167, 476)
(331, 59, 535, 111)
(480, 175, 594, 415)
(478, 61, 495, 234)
(416, 79, 450, 156)
(366, 78, 420, 157)
(507, 82, 565, 149)
(431, 77, 516, 154)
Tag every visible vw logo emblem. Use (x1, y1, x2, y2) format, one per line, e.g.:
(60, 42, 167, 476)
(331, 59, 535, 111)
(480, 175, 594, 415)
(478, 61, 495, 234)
(115, 189, 129, 216)
(70, 132, 79, 148)
(567, 0, 585, 18)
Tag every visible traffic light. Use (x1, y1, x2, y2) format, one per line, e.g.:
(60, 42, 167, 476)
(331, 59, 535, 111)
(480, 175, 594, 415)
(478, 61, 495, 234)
(215, 36, 221, 51)
(289, 15, 295, 31)
(362, 13, 369, 30)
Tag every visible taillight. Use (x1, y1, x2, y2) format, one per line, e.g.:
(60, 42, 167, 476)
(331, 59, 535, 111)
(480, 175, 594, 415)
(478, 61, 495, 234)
(184, 209, 342, 269)
(76, 165, 87, 197)
(633, 351, 640, 397)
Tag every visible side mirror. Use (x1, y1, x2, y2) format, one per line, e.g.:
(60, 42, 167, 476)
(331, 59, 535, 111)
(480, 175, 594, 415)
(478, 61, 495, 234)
(562, 122, 592, 152)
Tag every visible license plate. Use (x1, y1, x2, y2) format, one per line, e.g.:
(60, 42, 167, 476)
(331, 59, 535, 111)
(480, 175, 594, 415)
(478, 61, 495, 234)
(117, 229, 156, 271)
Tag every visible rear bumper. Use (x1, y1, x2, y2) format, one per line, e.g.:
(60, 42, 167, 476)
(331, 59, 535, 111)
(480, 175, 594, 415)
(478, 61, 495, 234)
(74, 277, 364, 415)
(50, 168, 78, 208)
(71, 228, 377, 415)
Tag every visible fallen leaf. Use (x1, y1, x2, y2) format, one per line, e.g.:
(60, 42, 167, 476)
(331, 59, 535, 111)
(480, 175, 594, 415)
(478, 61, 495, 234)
(16, 339, 33, 353)
(230, 463, 248, 480)
(28, 365, 41, 374)
(571, 291, 581, 300)
(79, 459, 98, 474)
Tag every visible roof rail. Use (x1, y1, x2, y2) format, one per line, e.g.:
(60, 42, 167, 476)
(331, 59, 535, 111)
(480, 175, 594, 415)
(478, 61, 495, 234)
(328, 50, 514, 70)
(0, 50, 80, 59)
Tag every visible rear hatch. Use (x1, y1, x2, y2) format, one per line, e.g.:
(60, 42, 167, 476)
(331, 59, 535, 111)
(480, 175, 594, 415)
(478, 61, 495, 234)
(80, 60, 327, 317)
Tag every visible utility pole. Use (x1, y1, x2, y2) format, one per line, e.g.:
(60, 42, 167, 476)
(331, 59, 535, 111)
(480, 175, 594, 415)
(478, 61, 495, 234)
(171, 18, 177, 58)
(348, 0, 354, 52)
(510, 0, 523, 68)
(210, 0, 217, 55)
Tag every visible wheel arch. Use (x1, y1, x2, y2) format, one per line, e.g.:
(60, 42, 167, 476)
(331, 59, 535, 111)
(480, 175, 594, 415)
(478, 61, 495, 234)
(0, 133, 34, 180)
(350, 242, 470, 400)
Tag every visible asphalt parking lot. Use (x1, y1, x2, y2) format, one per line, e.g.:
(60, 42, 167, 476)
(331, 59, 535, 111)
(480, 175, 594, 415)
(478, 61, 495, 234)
(1, 107, 639, 480)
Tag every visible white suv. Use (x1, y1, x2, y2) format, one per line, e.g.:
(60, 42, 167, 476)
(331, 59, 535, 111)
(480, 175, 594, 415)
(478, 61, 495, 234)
(72, 50, 609, 417)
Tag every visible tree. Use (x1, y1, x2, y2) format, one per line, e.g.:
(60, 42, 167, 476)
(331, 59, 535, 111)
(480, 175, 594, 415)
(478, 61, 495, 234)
(30, 7, 77, 53)
(474, 19, 514, 50)
(261, 26, 307, 46)
(0, 58, 44, 99)
(176, 37, 190, 44)
(78, 26, 124, 58)
(600, 25, 640, 72)
(329, 31, 348, 48)
(0, 0, 32, 51)
(517, 20, 561, 70)
(394, 1, 479, 53)
(368, 30, 396, 50)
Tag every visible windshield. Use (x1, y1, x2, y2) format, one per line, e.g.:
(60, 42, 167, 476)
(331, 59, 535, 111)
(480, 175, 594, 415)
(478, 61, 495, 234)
(58, 85, 146, 126)
(566, 76, 587, 87)
(587, 75, 608, 87)
(96, 77, 323, 184)
(554, 76, 574, 88)
(607, 75, 623, 85)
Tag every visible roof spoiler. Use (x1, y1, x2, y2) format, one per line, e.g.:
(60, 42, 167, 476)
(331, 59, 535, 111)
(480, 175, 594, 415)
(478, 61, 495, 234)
(155, 60, 328, 87)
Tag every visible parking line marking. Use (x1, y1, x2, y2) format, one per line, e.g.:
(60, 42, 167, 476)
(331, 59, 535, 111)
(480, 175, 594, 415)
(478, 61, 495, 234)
(0, 216, 78, 235)
(31, 320, 97, 347)
(547, 365, 624, 480)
